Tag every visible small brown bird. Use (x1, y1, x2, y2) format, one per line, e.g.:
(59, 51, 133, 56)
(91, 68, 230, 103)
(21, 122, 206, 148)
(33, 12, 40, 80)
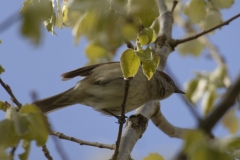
(33, 62, 184, 116)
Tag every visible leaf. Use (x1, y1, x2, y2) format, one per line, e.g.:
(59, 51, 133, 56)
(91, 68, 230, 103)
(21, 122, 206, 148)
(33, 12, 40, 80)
(191, 78, 207, 104)
(142, 55, 160, 80)
(127, 0, 159, 27)
(137, 28, 156, 45)
(19, 140, 31, 160)
(20, 0, 53, 44)
(0, 101, 6, 111)
(0, 65, 5, 74)
(62, 2, 68, 24)
(201, 87, 217, 116)
(121, 23, 138, 41)
(184, 78, 200, 104)
(135, 46, 153, 62)
(0, 39, 2, 44)
(143, 153, 164, 160)
(178, 34, 204, 56)
(57, 0, 63, 29)
(0, 147, 10, 160)
(222, 108, 239, 134)
(0, 119, 20, 148)
(120, 49, 140, 78)
(198, 6, 222, 31)
(210, 0, 234, 9)
(85, 42, 107, 63)
(209, 64, 227, 86)
(184, 0, 206, 23)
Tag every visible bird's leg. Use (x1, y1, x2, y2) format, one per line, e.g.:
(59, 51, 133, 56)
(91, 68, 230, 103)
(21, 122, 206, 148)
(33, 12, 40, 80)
(102, 109, 128, 123)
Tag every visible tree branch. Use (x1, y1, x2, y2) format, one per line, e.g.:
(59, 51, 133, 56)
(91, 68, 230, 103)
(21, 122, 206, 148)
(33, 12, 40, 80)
(172, 13, 240, 47)
(112, 78, 132, 159)
(50, 132, 115, 150)
(171, 0, 178, 13)
(0, 78, 22, 111)
(42, 145, 53, 160)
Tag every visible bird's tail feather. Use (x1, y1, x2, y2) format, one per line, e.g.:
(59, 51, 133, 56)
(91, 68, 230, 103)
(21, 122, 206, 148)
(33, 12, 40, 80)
(33, 87, 76, 114)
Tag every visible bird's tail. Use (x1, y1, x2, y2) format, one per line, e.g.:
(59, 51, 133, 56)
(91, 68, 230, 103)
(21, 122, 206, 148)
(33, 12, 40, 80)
(33, 87, 76, 114)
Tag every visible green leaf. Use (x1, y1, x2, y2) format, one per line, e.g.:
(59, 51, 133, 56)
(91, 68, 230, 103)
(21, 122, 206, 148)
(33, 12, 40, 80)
(211, 0, 234, 8)
(135, 46, 153, 62)
(178, 34, 204, 56)
(127, 0, 159, 27)
(19, 140, 31, 160)
(62, 3, 68, 24)
(184, 78, 200, 104)
(191, 78, 207, 104)
(209, 64, 227, 86)
(0, 101, 6, 112)
(222, 108, 239, 134)
(0, 65, 5, 74)
(142, 55, 160, 80)
(184, 0, 206, 23)
(198, 6, 222, 31)
(201, 87, 217, 116)
(121, 23, 138, 41)
(20, 0, 53, 44)
(143, 153, 164, 160)
(120, 49, 140, 78)
(57, 0, 63, 29)
(0, 147, 10, 160)
(85, 42, 107, 63)
(0, 119, 20, 148)
(0, 39, 2, 44)
(138, 28, 156, 45)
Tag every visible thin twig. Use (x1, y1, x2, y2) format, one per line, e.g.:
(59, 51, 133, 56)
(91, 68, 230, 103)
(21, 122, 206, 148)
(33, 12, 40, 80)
(50, 132, 115, 150)
(173, 13, 240, 47)
(171, 0, 178, 13)
(0, 78, 22, 111)
(10, 145, 18, 159)
(112, 78, 132, 159)
(42, 145, 53, 160)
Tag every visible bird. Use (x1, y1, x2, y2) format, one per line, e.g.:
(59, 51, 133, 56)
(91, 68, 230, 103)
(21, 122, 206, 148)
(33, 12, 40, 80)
(33, 62, 184, 116)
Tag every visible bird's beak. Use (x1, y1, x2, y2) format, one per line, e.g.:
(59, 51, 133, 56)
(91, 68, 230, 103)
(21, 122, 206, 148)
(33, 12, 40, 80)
(174, 87, 185, 94)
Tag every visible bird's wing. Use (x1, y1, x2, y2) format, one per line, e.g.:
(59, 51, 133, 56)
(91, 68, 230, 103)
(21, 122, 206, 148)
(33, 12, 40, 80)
(61, 62, 118, 80)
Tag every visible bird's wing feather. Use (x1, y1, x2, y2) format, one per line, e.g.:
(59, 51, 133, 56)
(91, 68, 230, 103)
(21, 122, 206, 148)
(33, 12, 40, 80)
(61, 62, 118, 80)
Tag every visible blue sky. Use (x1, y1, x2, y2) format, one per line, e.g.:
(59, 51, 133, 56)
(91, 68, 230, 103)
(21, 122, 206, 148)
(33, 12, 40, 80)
(0, 1, 240, 160)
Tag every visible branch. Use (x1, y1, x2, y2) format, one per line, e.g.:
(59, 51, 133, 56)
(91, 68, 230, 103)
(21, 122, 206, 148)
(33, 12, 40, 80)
(151, 101, 193, 138)
(42, 145, 53, 160)
(50, 132, 114, 150)
(171, 0, 178, 13)
(173, 13, 240, 47)
(112, 78, 132, 159)
(0, 78, 22, 111)
(199, 74, 240, 133)
(124, 40, 134, 50)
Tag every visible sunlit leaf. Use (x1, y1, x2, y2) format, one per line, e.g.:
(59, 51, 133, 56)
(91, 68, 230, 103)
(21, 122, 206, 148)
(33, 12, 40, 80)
(127, 0, 159, 27)
(201, 87, 217, 116)
(178, 34, 204, 56)
(222, 108, 239, 134)
(0, 119, 20, 148)
(19, 140, 30, 160)
(191, 78, 207, 103)
(211, 0, 234, 8)
(209, 64, 227, 87)
(198, 6, 222, 31)
(135, 46, 153, 62)
(184, 78, 200, 104)
(143, 153, 164, 160)
(0, 101, 6, 111)
(121, 23, 138, 41)
(85, 42, 107, 63)
(184, 0, 206, 23)
(0, 65, 5, 74)
(142, 55, 160, 80)
(120, 49, 140, 78)
(62, 2, 69, 24)
(57, 0, 63, 29)
(138, 28, 156, 45)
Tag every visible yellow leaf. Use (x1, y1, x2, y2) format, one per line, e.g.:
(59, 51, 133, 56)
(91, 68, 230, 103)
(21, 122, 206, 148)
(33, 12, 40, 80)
(121, 24, 138, 41)
(85, 42, 107, 63)
(184, 78, 200, 104)
(135, 46, 153, 62)
(184, 0, 206, 23)
(20, 104, 42, 114)
(62, 3, 68, 24)
(138, 28, 156, 45)
(120, 49, 140, 78)
(57, 0, 63, 29)
(143, 153, 164, 160)
(142, 55, 160, 80)
(222, 108, 239, 134)
(201, 87, 217, 116)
